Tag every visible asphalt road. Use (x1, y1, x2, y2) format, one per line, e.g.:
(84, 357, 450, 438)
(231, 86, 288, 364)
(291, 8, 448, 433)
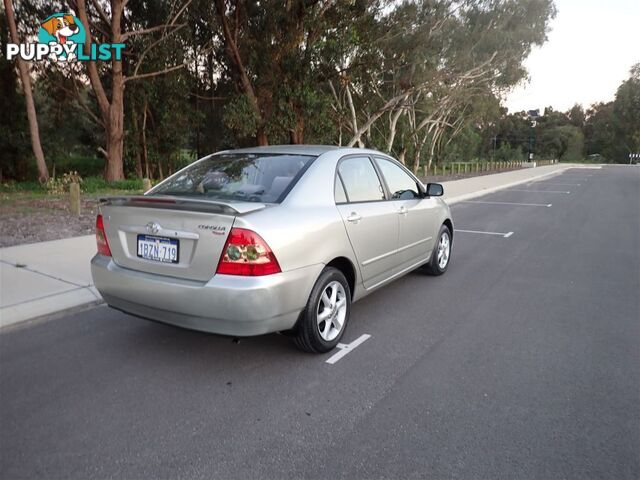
(1, 166, 639, 480)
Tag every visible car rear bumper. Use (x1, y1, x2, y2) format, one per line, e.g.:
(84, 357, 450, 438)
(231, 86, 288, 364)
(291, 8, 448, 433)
(91, 255, 323, 336)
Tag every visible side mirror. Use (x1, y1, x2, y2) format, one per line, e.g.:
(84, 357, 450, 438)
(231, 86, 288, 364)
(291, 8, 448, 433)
(426, 183, 444, 197)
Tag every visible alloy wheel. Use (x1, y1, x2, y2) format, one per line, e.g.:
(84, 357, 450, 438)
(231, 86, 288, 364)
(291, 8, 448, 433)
(437, 232, 450, 269)
(316, 281, 347, 341)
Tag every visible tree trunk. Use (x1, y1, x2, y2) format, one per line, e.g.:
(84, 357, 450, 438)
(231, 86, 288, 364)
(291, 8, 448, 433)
(4, 0, 48, 182)
(142, 101, 149, 178)
(104, 1, 125, 181)
(412, 151, 421, 175)
(256, 128, 269, 146)
(289, 113, 304, 144)
(131, 104, 143, 178)
(398, 147, 406, 165)
(345, 85, 364, 148)
(386, 105, 404, 153)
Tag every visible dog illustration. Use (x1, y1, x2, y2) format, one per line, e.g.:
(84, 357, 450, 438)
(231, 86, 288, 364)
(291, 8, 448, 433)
(41, 15, 79, 45)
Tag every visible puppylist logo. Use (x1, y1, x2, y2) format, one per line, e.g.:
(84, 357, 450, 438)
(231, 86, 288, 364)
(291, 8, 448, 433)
(5, 12, 124, 62)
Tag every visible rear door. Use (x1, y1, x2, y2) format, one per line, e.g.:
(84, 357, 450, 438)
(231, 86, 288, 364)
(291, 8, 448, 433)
(374, 157, 438, 270)
(335, 156, 399, 289)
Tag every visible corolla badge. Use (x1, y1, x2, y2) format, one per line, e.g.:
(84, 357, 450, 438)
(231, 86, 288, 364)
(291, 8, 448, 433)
(146, 222, 161, 235)
(198, 224, 227, 236)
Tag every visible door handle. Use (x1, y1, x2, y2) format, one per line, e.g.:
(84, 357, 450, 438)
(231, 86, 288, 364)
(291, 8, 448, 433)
(346, 212, 362, 223)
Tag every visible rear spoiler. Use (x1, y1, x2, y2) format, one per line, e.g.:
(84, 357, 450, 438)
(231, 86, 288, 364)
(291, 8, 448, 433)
(99, 195, 267, 215)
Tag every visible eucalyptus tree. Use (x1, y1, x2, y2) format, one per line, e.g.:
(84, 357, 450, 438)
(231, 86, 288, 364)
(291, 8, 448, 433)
(68, 0, 194, 181)
(3, 0, 49, 181)
(336, 0, 556, 172)
(214, 0, 380, 146)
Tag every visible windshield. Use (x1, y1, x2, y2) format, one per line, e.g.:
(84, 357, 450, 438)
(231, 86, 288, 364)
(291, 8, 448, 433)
(150, 153, 315, 203)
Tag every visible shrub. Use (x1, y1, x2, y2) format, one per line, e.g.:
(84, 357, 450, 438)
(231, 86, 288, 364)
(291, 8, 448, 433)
(45, 171, 83, 195)
(82, 176, 143, 193)
(50, 154, 104, 178)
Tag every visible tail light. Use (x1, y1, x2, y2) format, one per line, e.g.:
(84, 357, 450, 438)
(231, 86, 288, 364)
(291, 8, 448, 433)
(216, 228, 281, 276)
(96, 214, 112, 257)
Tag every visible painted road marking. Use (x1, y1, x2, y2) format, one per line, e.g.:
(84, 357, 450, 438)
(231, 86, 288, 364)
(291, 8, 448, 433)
(461, 201, 552, 207)
(534, 183, 581, 186)
(457, 229, 514, 238)
(508, 189, 570, 194)
(326, 334, 371, 364)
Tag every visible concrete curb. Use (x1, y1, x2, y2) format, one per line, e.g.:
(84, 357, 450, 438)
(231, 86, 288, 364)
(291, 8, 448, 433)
(0, 235, 101, 331)
(0, 286, 102, 330)
(444, 166, 570, 205)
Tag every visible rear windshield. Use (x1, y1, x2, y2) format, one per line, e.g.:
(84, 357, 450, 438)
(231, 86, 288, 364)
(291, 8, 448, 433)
(150, 153, 315, 203)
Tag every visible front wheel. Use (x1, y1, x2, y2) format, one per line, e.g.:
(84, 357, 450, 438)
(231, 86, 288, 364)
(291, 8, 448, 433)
(294, 267, 351, 353)
(423, 224, 452, 276)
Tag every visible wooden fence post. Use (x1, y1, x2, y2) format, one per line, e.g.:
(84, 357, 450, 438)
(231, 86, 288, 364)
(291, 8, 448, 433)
(69, 182, 81, 216)
(143, 178, 152, 192)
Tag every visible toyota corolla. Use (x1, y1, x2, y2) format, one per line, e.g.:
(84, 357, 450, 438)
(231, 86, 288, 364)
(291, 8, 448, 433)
(91, 146, 453, 352)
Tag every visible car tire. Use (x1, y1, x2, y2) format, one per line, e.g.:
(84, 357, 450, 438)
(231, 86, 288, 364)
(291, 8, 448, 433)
(423, 224, 452, 276)
(294, 267, 351, 353)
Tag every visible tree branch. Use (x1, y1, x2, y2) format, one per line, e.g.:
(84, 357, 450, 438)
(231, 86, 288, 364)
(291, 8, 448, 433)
(130, 23, 186, 78)
(125, 63, 185, 83)
(122, 22, 185, 41)
(89, 0, 111, 27)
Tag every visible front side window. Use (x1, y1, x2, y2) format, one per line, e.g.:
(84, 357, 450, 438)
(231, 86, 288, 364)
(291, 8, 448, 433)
(375, 158, 421, 200)
(150, 153, 315, 203)
(338, 157, 385, 203)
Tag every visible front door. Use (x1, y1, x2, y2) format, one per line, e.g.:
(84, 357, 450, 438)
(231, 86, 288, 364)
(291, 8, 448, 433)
(335, 156, 399, 289)
(374, 157, 438, 271)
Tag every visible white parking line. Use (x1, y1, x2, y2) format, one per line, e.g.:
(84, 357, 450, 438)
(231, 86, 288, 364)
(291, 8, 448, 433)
(461, 200, 552, 207)
(456, 229, 514, 238)
(533, 183, 581, 186)
(325, 334, 371, 364)
(508, 189, 570, 194)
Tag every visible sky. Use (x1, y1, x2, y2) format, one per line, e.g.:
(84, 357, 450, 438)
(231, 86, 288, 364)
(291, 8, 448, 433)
(504, 0, 640, 114)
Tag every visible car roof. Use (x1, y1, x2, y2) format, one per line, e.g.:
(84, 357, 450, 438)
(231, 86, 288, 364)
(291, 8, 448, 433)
(217, 145, 391, 157)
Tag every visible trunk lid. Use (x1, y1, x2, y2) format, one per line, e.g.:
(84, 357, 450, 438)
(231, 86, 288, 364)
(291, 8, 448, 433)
(99, 196, 266, 282)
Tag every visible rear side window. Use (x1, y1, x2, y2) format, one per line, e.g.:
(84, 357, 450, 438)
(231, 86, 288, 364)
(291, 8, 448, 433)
(334, 175, 348, 203)
(338, 157, 385, 203)
(375, 158, 421, 200)
(151, 153, 315, 203)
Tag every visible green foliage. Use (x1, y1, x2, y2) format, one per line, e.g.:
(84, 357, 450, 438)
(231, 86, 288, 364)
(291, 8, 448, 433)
(0, 9, 31, 181)
(45, 171, 83, 195)
(494, 143, 526, 162)
(51, 154, 104, 178)
(6, 0, 637, 183)
(583, 64, 640, 163)
(81, 177, 144, 193)
(0, 181, 45, 193)
(441, 127, 483, 163)
(223, 95, 261, 140)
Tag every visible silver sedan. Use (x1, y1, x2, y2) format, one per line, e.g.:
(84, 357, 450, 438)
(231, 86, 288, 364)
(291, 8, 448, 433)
(91, 146, 453, 352)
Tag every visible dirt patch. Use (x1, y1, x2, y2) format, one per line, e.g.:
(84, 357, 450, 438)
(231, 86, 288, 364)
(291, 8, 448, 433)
(0, 194, 100, 247)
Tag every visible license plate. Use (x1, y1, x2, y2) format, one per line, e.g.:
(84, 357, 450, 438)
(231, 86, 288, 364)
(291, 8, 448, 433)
(137, 235, 179, 264)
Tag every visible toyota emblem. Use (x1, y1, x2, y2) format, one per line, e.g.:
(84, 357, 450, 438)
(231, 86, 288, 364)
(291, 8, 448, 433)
(146, 222, 160, 235)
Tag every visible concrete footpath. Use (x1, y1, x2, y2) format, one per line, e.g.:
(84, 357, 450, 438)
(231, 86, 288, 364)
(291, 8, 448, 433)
(0, 163, 583, 329)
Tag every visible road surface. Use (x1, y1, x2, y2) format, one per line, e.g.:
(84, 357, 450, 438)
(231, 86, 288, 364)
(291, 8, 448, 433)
(1, 166, 638, 479)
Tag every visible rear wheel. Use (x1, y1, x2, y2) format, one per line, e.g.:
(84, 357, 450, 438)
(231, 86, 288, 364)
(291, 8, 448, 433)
(294, 267, 351, 353)
(423, 224, 452, 276)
